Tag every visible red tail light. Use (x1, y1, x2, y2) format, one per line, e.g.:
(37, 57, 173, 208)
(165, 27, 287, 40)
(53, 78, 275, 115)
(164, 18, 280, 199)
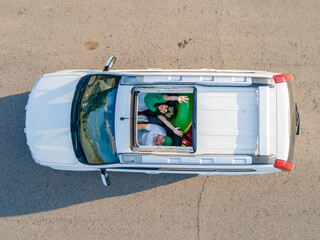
(274, 159, 295, 171)
(273, 73, 294, 83)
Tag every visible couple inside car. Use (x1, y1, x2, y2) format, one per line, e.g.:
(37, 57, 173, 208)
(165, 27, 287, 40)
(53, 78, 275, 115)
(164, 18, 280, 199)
(137, 93, 191, 147)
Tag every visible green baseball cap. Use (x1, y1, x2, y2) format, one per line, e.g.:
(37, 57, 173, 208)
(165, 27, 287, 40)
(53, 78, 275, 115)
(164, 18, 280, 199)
(163, 136, 173, 146)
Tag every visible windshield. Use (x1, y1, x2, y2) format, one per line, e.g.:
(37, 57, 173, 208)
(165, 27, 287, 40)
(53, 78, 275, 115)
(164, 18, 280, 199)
(79, 74, 120, 164)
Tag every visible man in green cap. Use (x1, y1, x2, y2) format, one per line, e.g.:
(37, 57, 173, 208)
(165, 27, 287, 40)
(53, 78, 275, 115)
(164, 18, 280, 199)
(137, 123, 173, 146)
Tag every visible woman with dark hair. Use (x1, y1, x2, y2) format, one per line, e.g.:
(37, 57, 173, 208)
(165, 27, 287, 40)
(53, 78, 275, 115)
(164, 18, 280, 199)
(138, 93, 189, 137)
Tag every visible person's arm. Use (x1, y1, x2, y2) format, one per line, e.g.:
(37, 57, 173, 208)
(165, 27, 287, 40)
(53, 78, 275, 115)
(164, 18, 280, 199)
(137, 123, 148, 130)
(158, 115, 183, 136)
(163, 94, 189, 103)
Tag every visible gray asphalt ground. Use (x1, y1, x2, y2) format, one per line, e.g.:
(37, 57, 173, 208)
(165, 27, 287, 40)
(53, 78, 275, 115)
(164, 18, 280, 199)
(0, 1, 319, 239)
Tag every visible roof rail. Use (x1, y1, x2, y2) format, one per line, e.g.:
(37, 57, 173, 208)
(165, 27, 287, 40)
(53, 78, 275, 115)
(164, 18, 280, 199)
(251, 77, 275, 86)
(252, 155, 276, 164)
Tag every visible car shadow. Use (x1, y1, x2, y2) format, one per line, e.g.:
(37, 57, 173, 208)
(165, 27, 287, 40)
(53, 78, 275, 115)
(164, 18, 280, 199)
(0, 93, 194, 217)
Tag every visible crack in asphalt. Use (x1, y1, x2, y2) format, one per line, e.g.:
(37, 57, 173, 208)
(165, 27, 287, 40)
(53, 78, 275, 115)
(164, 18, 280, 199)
(218, 28, 224, 69)
(218, 1, 224, 68)
(197, 176, 209, 240)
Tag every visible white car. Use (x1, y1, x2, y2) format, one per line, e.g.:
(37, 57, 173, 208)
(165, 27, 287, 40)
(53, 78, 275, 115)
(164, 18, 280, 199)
(25, 57, 300, 186)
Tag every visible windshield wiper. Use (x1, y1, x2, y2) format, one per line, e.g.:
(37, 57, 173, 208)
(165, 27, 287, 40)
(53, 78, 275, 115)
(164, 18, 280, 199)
(71, 76, 89, 131)
(71, 76, 91, 161)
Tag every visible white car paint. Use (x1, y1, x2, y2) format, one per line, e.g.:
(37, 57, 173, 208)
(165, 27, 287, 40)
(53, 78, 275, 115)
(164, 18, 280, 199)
(196, 86, 259, 155)
(25, 74, 83, 165)
(258, 86, 277, 156)
(114, 85, 132, 154)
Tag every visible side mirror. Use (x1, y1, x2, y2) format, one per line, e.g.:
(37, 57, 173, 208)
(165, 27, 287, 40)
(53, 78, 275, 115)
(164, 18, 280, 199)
(103, 56, 116, 71)
(100, 169, 111, 186)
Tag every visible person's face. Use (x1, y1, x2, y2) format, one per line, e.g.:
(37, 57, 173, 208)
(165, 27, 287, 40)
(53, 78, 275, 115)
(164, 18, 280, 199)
(158, 104, 168, 114)
(153, 135, 165, 146)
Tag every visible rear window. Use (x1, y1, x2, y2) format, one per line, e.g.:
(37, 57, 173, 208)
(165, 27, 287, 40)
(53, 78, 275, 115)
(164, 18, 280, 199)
(287, 81, 296, 163)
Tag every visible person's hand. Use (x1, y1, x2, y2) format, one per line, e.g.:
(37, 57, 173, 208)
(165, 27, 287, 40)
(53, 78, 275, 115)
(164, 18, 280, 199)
(173, 127, 183, 136)
(177, 96, 189, 103)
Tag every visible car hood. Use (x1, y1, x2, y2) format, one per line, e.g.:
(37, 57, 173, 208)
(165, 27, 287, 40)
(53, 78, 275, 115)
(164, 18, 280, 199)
(25, 74, 82, 165)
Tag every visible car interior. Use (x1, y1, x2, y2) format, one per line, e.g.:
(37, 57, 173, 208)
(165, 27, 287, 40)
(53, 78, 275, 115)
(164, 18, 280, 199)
(131, 87, 196, 153)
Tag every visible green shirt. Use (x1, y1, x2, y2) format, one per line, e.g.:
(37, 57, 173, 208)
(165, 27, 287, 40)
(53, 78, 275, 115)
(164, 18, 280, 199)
(144, 93, 166, 112)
